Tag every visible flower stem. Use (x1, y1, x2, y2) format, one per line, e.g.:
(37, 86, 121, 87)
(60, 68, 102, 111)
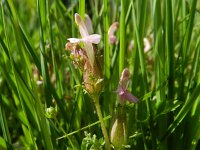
(93, 96, 111, 150)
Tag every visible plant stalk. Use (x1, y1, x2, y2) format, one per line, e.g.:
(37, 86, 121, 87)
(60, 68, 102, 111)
(93, 96, 111, 150)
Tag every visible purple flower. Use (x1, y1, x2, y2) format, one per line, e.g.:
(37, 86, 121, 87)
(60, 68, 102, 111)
(117, 68, 139, 104)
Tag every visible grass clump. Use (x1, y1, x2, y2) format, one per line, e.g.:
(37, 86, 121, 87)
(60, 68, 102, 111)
(0, 0, 200, 149)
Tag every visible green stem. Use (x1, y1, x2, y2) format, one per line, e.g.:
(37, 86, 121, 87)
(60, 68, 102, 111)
(103, 0, 110, 79)
(93, 97, 111, 150)
(79, 0, 85, 18)
(119, 0, 125, 75)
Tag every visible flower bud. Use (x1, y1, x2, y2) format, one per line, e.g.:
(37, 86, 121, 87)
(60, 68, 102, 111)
(45, 106, 57, 119)
(110, 107, 127, 149)
(108, 22, 119, 44)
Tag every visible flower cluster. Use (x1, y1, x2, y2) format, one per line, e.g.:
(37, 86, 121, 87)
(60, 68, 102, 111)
(65, 13, 103, 98)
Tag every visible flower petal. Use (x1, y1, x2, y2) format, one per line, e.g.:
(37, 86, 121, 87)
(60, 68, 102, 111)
(83, 34, 101, 44)
(84, 14, 93, 34)
(75, 13, 89, 37)
(121, 90, 139, 103)
(117, 86, 125, 95)
(67, 38, 82, 43)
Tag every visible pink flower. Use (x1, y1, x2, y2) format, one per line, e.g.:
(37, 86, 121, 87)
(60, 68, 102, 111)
(67, 13, 101, 68)
(117, 68, 139, 104)
(66, 13, 103, 97)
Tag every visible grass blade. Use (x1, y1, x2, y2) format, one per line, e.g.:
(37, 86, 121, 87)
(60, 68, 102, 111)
(119, 0, 125, 75)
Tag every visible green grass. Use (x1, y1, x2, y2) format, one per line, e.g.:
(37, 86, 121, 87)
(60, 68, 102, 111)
(0, 0, 200, 149)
